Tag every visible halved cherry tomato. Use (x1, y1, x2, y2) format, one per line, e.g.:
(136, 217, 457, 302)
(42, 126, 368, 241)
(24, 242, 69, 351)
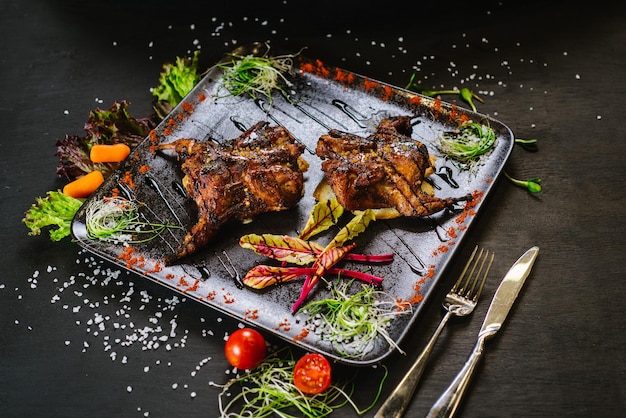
(293, 353, 332, 395)
(224, 328, 266, 370)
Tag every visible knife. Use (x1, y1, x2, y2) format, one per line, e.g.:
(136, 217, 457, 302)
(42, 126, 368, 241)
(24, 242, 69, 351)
(426, 246, 539, 418)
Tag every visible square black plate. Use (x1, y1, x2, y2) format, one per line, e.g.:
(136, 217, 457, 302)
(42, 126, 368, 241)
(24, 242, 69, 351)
(72, 42, 514, 365)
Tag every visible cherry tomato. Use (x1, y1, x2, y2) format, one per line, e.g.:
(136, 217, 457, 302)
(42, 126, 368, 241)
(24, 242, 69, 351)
(224, 328, 266, 370)
(293, 353, 332, 395)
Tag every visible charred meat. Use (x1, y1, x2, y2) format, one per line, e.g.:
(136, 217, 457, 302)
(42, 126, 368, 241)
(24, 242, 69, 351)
(316, 116, 468, 217)
(156, 122, 307, 264)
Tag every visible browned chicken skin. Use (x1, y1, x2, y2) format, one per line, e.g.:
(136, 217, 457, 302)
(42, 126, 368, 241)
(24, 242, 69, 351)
(155, 121, 307, 264)
(316, 116, 469, 217)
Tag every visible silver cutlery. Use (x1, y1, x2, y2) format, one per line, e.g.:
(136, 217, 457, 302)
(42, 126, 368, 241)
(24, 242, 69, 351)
(374, 245, 494, 418)
(426, 246, 540, 418)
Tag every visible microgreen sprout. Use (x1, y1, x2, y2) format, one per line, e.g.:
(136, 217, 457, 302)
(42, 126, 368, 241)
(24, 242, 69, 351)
(217, 47, 299, 104)
(437, 121, 497, 173)
(515, 138, 539, 152)
(405, 74, 483, 111)
(85, 196, 181, 243)
(503, 171, 542, 193)
(298, 280, 411, 359)
(213, 347, 387, 417)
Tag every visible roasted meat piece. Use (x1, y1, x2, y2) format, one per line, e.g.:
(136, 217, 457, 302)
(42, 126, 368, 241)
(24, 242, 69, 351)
(316, 116, 468, 217)
(156, 122, 307, 264)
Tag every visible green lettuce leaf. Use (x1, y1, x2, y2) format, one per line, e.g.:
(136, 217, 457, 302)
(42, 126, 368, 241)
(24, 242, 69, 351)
(23, 190, 83, 241)
(152, 50, 201, 119)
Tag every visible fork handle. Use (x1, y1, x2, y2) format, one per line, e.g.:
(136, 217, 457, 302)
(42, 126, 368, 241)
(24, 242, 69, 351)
(374, 311, 453, 418)
(426, 335, 487, 418)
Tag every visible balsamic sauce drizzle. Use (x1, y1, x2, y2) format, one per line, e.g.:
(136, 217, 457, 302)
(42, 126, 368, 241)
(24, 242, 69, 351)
(254, 98, 315, 154)
(429, 217, 451, 243)
(216, 250, 244, 289)
(435, 166, 459, 188)
(387, 227, 426, 275)
(171, 181, 188, 199)
(331, 99, 368, 128)
(145, 175, 184, 226)
(229, 115, 247, 132)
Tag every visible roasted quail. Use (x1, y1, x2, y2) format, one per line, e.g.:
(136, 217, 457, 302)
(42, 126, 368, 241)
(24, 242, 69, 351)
(155, 121, 307, 264)
(316, 115, 469, 217)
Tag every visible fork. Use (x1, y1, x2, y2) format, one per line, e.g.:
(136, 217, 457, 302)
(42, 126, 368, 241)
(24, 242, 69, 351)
(374, 245, 494, 418)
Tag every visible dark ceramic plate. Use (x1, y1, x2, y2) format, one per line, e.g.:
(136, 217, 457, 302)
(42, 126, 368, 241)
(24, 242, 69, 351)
(72, 42, 514, 365)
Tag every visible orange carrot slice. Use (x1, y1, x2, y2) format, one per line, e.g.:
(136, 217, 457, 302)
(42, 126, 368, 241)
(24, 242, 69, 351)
(90, 144, 131, 163)
(62, 170, 105, 198)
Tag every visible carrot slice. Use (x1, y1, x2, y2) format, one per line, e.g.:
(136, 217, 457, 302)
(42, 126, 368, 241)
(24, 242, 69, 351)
(62, 170, 105, 198)
(90, 144, 131, 163)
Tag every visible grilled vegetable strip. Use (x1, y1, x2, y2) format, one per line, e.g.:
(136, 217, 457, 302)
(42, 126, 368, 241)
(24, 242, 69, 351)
(242, 265, 384, 289)
(292, 243, 356, 312)
(240, 234, 325, 265)
(299, 198, 344, 240)
(239, 233, 393, 266)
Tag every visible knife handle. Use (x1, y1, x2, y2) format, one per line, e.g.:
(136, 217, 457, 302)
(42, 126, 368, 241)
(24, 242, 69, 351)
(426, 335, 487, 418)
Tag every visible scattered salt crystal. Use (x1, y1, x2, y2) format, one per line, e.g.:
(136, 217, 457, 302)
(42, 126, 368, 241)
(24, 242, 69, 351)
(65, 340, 71, 346)
(127, 386, 132, 393)
(190, 392, 197, 398)
(172, 383, 178, 390)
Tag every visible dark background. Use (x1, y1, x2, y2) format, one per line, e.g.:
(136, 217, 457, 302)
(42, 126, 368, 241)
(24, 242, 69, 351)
(1, 1, 625, 417)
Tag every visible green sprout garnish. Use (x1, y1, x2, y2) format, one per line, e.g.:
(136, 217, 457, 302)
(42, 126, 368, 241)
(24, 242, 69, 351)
(217, 48, 299, 104)
(297, 280, 410, 359)
(405, 74, 483, 111)
(503, 172, 542, 193)
(213, 347, 387, 417)
(85, 196, 180, 243)
(515, 138, 539, 152)
(437, 121, 497, 173)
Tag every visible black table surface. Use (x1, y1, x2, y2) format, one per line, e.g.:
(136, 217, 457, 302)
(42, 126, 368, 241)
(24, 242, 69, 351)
(2, 1, 625, 417)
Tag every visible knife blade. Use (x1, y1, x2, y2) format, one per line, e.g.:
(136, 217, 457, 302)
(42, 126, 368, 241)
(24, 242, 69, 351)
(478, 245, 539, 338)
(426, 246, 539, 418)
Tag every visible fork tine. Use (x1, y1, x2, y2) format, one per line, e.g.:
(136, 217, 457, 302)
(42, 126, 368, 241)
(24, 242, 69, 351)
(466, 252, 494, 302)
(451, 245, 479, 293)
(469, 250, 494, 301)
(453, 246, 495, 301)
(463, 247, 485, 296)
